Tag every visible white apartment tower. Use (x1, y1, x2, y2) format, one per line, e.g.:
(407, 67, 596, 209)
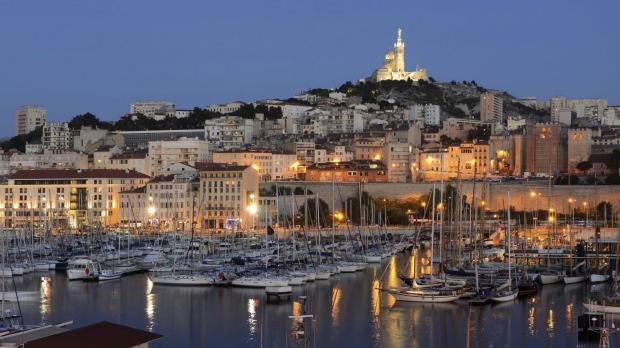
(424, 104, 441, 126)
(550, 96, 568, 122)
(148, 137, 212, 176)
(43, 122, 73, 151)
(15, 106, 46, 136)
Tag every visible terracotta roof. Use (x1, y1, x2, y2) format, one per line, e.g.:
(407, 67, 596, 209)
(199, 163, 250, 172)
(9, 169, 150, 180)
(148, 174, 176, 183)
(24, 321, 162, 348)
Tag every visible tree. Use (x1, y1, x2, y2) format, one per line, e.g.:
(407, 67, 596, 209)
(596, 201, 613, 225)
(555, 174, 580, 185)
(576, 161, 593, 175)
(0, 126, 43, 152)
(467, 125, 490, 141)
(297, 198, 332, 228)
(606, 173, 620, 185)
(68, 112, 113, 130)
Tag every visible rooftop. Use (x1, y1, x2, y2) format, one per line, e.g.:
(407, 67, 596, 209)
(9, 169, 150, 180)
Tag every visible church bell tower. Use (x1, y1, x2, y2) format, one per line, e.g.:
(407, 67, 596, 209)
(394, 28, 405, 73)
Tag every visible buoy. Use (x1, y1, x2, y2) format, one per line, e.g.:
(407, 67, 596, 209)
(85, 268, 90, 275)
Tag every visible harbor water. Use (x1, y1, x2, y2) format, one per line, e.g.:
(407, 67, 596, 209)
(6, 252, 617, 347)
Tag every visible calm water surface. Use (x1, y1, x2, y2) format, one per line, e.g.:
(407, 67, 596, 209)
(9, 253, 618, 347)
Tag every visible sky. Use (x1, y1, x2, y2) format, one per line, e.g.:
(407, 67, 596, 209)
(2, 0, 619, 138)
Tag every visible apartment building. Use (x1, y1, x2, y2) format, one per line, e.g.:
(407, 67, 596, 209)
(212, 148, 298, 181)
(304, 160, 388, 183)
(355, 138, 385, 160)
(204, 116, 254, 149)
(15, 106, 46, 136)
(383, 142, 412, 182)
(42, 122, 73, 152)
(199, 164, 259, 231)
(149, 138, 212, 176)
(142, 172, 199, 232)
(480, 92, 503, 124)
(130, 101, 175, 118)
(2, 169, 149, 229)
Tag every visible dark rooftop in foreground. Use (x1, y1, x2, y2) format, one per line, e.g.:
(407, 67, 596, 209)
(23, 321, 162, 348)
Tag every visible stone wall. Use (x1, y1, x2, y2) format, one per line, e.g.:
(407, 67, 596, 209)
(260, 181, 360, 212)
(363, 181, 620, 215)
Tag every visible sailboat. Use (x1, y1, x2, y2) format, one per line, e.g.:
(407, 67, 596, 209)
(491, 191, 518, 302)
(387, 184, 461, 303)
(468, 264, 491, 305)
(583, 212, 620, 313)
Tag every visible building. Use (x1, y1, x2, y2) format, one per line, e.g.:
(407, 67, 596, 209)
(532, 123, 568, 175)
(355, 138, 385, 161)
(108, 149, 150, 175)
(206, 102, 244, 114)
(42, 122, 73, 152)
(370, 29, 428, 82)
(567, 127, 596, 173)
(199, 164, 259, 231)
(119, 129, 204, 147)
(304, 160, 388, 183)
(130, 100, 175, 118)
(10, 150, 89, 172)
(309, 108, 365, 136)
(424, 104, 441, 126)
(2, 169, 150, 229)
(552, 109, 571, 125)
(143, 172, 199, 232)
(204, 116, 254, 149)
(550, 96, 567, 122)
(73, 127, 125, 154)
(480, 92, 503, 124)
(383, 142, 412, 182)
(212, 148, 298, 181)
(15, 105, 46, 136)
(446, 141, 489, 179)
(148, 138, 212, 176)
(119, 186, 148, 229)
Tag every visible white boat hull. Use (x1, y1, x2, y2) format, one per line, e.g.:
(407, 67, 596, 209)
(99, 270, 123, 281)
(232, 277, 289, 288)
(590, 274, 611, 284)
(563, 275, 588, 284)
(388, 288, 461, 303)
(583, 302, 620, 314)
(150, 274, 213, 286)
(491, 290, 518, 302)
(539, 273, 563, 285)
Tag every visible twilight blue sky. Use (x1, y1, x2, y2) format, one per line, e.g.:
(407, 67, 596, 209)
(2, 1, 618, 138)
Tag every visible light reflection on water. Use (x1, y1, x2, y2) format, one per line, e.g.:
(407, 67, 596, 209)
(145, 279, 155, 332)
(4, 253, 615, 347)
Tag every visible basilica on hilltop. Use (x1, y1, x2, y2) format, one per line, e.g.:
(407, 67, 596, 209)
(370, 29, 428, 83)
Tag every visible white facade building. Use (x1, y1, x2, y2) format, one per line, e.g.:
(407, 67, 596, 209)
(175, 110, 191, 118)
(424, 104, 441, 126)
(204, 116, 254, 149)
(309, 108, 365, 136)
(10, 150, 88, 172)
(148, 138, 212, 176)
(206, 102, 244, 114)
(15, 106, 46, 136)
(213, 149, 298, 181)
(130, 101, 175, 118)
(42, 122, 73, 152)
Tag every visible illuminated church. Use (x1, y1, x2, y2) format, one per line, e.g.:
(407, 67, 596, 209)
(371, 29, 428, 83)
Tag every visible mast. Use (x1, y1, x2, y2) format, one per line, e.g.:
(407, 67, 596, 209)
(430, 183, 436, 276)
(439, 152, 444, 276)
